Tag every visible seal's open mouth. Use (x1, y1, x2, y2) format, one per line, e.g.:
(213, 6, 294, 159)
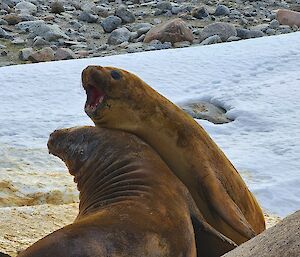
(85, 85, 106, 113)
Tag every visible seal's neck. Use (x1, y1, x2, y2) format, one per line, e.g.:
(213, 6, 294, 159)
(75, 156, 151, 218)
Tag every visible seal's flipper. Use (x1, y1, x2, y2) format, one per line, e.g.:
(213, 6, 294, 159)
(200, 172, 256, 240)
(191, 214, 237, 257)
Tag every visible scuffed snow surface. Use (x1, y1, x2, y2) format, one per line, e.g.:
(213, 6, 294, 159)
(1, 32, 300, 216)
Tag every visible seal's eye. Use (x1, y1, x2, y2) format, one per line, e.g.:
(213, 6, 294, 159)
(111, 70, 122, 80)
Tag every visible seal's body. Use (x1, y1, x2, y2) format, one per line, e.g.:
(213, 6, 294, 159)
(18, 127, 235, 257)
(81, 66, 265, 245)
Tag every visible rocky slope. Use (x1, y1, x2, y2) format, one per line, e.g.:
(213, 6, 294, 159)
(1, 0, 300, 66)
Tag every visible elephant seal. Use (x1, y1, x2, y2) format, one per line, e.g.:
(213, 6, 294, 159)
(18, 126, 235, 257)
(81, 65, 265, 245)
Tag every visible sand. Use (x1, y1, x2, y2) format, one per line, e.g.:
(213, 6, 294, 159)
(0, 203, 281, 257)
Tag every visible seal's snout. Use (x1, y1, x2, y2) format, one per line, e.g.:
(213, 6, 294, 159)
(47, 129, 68, 157)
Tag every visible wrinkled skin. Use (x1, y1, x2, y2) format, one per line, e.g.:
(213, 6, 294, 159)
(81, 66, 265, 245)
(18, 127, 236, 257)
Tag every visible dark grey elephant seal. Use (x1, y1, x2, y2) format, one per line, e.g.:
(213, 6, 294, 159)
(17, 126, 235, 257)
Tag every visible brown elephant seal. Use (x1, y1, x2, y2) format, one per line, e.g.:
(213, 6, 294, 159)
(18, 126, 235, 257)
(81, 65, 265, 245)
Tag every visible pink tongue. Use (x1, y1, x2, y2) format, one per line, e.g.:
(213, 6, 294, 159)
(87, 86, 105, 107)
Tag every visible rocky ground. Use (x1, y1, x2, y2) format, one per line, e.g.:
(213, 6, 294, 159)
(1, 0, 300, 66)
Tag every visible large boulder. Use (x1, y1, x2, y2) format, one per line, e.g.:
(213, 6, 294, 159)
(15, 1, 37, 15)
(276, 9, 300, 27)
(199, 22, 237, 42)
(28, 47, 55, 63)
(144, 18, 194, 44)
(223, 211, 300, 257)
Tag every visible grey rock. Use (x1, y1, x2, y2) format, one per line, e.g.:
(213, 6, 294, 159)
(79, 11, 98, 23)
(115, 5, 135, 24)
(269, 19, 279, 29)
(81, 2, 97, 13)
(236, 28, 264, 39)
(0, 44, 6, 49)
(11, 37, 26, 44)
(200, 22, 237, 42)
(156, 1, 172, 11)
(251, 23, 269, 32)
(15, 1, 37, 15)
(130, 23, 152, 36)
(192, 7, 209, 19)
(55, 48, 76, 60)
(17, 21, 70, 41)
(96, 6, 109, 18)
(223, 211, 300, 257)
(214, 5, 230, 16)
(227, 36, 240, 42)
(28, 47, 55, 62)
(180, 101, 232, 124)
(0, 19, 9, 26)
(200, 35, 222, 45)
(3, 0, 15, 8)
(50, 1, 65, 14)
(33, 36, 50, 47)
(0, 27, 11, 39)
(266, 28, 276, 35)
(145, 40, 172, 51)
(101, 15, 122, 33)
(16, 20, 45, 31)
(19, 47, 33, 61)
(107, 27, 132, 45)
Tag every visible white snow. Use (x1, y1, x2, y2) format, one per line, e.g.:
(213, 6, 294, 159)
(1, 32, 300, 217)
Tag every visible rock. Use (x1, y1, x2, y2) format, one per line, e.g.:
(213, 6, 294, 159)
(192, 7, 209, 19)
(0, 19, 8, 26)
(227, 36, 240, 42)
(17, 21, 70, 41)
(19, 47, 33, 61)
(54, 48, 76, 60)
(115, 5, 135, 24)
(276, 9, 300, 27)
(214, 5, 230, 16)
(156, 1, 172, 12)
(96, 6, 109, 18)
(28, 47, 55, 63)
(3, 14, 21, 25)
(200, 35, 222, 45)
(15, 1, 37, 15)
(32, 36, 50, 47)
(200, 22, 237, 42)
(79, 11, 98, 23)
(0, 27, 11, 39)
(180, 101, 232, 124)
(101, 15, 122, 33)
(251, 23, 269, 32)
(130, 22, 153, 36)
(290, 4, 300, 12)
(144, 18, 194, 44)
(269, 19, 279, 29)
(11, 37, 25, 45)
(50, 1, 65, 14)
(265, 28, 276, 35)
(236, 28, 264, 39)
(144, 40, 172, 51)
(223, 211, 300, 257)
(107, 27, 132, 45)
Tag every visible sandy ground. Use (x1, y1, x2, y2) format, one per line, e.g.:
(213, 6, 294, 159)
(0, 203, 281, 257)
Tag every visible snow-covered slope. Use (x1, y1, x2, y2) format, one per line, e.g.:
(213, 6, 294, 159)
(1, 32, 299, 216)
